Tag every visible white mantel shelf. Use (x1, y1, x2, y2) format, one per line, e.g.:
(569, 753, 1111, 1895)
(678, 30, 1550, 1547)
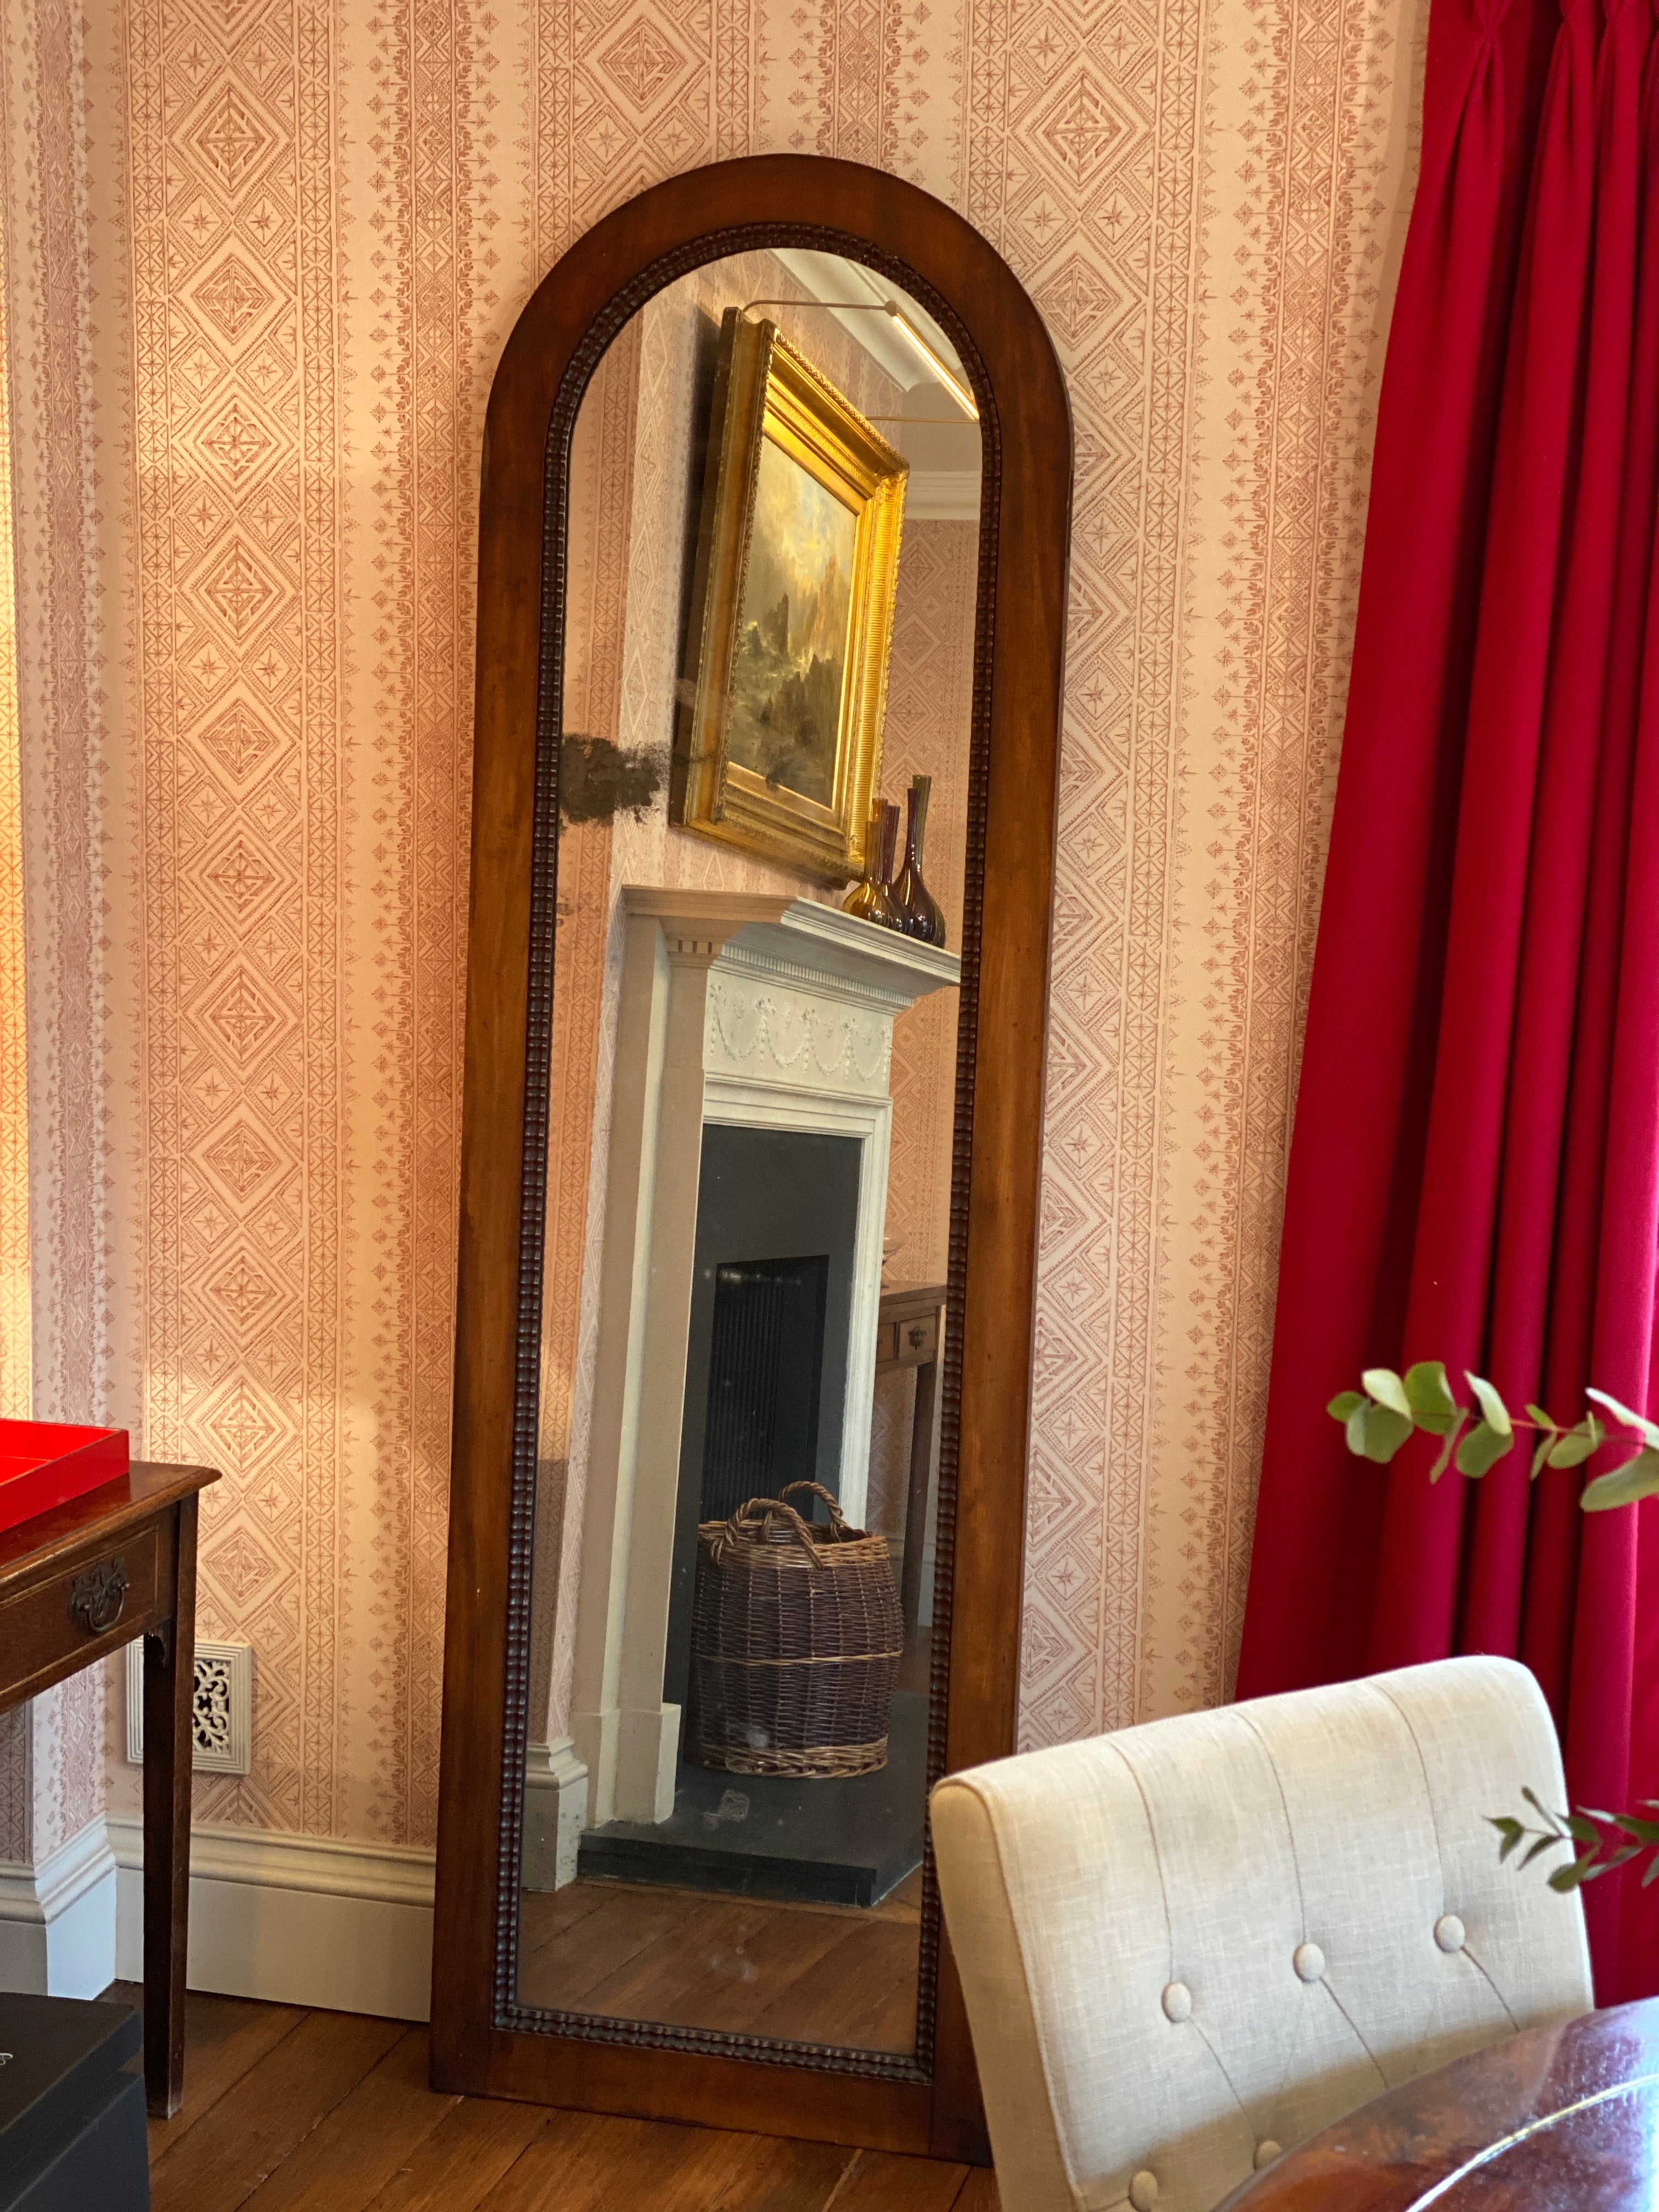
(569, 884, 958, 1836)
(619, 888, 961, 1007)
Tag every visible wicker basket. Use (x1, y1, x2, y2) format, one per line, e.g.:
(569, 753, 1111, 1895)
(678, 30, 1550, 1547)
(686, 1481, 904, 1779)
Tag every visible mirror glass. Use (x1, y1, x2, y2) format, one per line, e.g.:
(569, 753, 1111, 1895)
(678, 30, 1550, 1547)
(516, 245, 981, 2063)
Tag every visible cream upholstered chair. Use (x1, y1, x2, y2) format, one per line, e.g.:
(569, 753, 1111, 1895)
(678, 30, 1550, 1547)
(930, 1656, 1592, 2212)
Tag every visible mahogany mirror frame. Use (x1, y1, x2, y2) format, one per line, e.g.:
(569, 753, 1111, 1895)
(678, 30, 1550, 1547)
(432, 153, 1072, 2163)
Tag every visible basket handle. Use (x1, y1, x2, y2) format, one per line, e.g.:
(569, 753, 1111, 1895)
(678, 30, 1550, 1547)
(709, 1493, 831, 1567)
(776, 1481, 850, 1532)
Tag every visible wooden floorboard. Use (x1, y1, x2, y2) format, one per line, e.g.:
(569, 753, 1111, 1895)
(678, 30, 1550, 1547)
(148, 2009, 405, 2212)
(110, 1979, 308, 2165)
(952, 2172, 1001, 2211)
(477, 2107, 857, 2211)
(356, 2098, 554, 2211)
(517, 1876, 920, 2052)
(234, 2028, 459, 2210)
(111, 1982, 995, 2210)
(827, 2151, 975, 2211)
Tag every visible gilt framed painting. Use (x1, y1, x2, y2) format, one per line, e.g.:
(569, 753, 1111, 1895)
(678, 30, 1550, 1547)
(672, 309, 909, 883)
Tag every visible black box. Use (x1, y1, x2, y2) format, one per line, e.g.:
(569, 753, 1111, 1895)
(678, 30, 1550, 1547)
(0, 1995, 148, 2211)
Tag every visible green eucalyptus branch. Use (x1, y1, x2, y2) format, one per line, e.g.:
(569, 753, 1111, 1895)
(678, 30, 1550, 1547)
(1326, 1361, 1659, 1509)
(1327, 1360, 1659, 1892)
(1488, 1790, 1659, 1893)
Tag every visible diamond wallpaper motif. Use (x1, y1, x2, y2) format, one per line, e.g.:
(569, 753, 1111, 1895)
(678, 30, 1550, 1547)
(0, 0, 1425, 1849)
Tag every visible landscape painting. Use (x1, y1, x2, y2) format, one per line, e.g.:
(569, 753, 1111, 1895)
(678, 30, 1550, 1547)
(674, 311, 907, 883)
(727, 438, 857, 806)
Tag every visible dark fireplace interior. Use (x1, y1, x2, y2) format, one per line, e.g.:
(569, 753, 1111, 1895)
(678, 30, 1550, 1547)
(699, 1253, 828, 1523)
(662, 1122, 861, 1714)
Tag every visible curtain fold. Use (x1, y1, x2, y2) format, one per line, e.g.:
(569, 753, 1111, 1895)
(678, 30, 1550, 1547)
(1238, 0, 1659, 2000)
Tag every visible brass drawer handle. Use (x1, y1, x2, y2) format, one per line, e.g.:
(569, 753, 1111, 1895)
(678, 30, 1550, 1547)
(908, 1324, 928, 1350)
(68, 1556, 128, 1636)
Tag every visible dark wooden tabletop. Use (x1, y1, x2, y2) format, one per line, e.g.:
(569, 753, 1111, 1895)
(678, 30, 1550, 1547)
(1221, 2000, 1659, 2209)
(0, 1459, 217, 1581)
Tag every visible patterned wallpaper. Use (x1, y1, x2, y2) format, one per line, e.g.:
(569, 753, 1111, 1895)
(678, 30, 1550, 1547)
(0, 0, 117, 1865)
(0, 121, 28, 1865)
(866, 518, 976, 1538)
(0, 229, 27, 1433)
(0, 0, 1425, 1852)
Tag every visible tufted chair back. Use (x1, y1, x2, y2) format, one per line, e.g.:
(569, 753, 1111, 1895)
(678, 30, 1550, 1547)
(930, 1656, 1592, 2212)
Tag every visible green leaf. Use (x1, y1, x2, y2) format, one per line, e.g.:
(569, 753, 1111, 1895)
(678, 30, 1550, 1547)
(1525, 1406, 1559, 1481)
(1643, 1855, 1659, 1888)
(1362, 1368, 1412, 1419)
(1466, 1373, 1513, 1436)
(1521, 1832, 1561, 1869)
(1405, 1361, 1460, 1435)
(1574, 1857, 1624, 1884)
(1345, 1402, 1371, 1457)
(1487, 1815, 1523, 1862)
(1328, 1390, 1365, 1423)
(1609, 1815, 1659, 1844)
(1456, 1420, 1515, 1477)
(1429, 1413, 1470, 1483)
(1357, 1403, 1414, 1464)
(1548, 1856, 1595, 1892)
(1547, 1416, 1604, 1469)
(1581, 1446, 1659, 1511)
(1584, 1388, 1659, 1451)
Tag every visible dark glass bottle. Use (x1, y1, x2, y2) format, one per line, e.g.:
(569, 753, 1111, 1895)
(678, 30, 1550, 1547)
(843, 802, 901, 928)
(891, 775, 946, 946)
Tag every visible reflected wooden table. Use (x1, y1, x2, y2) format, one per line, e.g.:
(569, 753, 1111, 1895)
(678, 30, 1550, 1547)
(1221, 2000, 1659, 2209)
(876, 1280, 944, 1637)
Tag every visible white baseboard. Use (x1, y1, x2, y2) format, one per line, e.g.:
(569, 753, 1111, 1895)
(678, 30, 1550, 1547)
(522, 1735, 589, 1891)
(106, 1816, 435, 2022)
(0, 1818, 120, 1998)
(0, 1814, 436, 2019)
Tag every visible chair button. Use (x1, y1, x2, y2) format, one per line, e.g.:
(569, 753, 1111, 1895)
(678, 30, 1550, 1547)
(1255, 2141, 1282, 2170)
(1129, 2171, 1160, 2210)
(1434, 1914, 1466, 1953)
(1293, 1942, 1325, 1982)
(1161, 1981, 1192, 2022)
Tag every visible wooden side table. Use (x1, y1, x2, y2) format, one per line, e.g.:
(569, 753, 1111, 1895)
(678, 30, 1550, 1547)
(0, 1460, 218, 2117)
(876, 1281, 946, 1637)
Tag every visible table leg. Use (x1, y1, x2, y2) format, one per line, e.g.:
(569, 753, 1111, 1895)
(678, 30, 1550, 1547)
(901, 1354, 940, 1638)
(142, 1494, 198, 2118)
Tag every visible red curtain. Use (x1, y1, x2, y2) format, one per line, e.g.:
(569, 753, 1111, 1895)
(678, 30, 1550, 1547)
(1237, 0, 1659, 2001)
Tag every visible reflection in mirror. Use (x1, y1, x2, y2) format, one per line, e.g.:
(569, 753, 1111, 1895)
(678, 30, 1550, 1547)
(517, 246, 980, 2062)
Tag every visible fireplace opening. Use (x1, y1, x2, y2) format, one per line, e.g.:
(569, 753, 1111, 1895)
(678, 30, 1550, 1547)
(588, 1107, 929, 1904)
(700, 1254, 829, 1524)
(662, 1123, 864, 1713)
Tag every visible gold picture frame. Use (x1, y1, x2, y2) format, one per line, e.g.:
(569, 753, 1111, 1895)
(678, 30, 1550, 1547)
(672, 309, 909, 883)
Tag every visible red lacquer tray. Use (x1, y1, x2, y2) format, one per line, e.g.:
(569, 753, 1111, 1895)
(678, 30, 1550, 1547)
(0, 1421, 130, 1535)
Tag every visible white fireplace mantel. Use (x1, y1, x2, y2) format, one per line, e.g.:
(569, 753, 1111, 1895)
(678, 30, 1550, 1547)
(569, 888, 959, 1830)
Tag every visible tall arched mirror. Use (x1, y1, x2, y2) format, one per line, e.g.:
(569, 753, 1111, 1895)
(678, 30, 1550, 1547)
(435, 157, 1070, 2159)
